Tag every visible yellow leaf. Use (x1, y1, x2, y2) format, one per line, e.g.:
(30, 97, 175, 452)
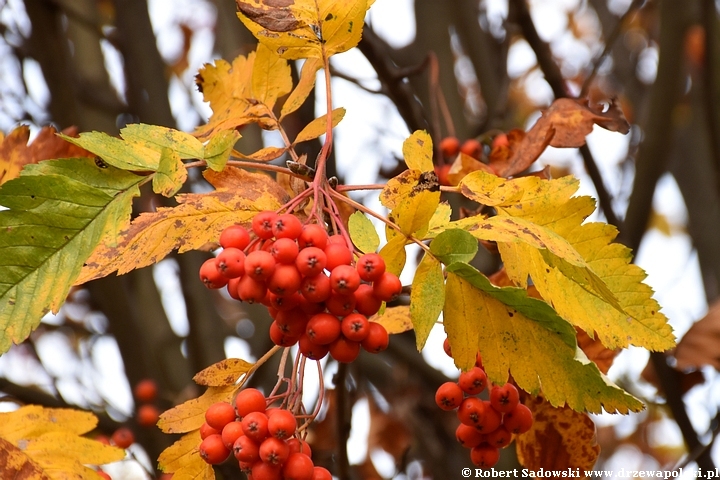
(0, 437, 50, 480)
(426, 201, 451, 239)
(378, 235, 406, 276)
(237, 0, 374, 60)
(158, 386, 237, 434)
(444, 272, 642, 413)
(59, 131, 160, 171)
(294, 108, 345, 144)
(402, 130, 434, 172)
(516, 396, 600, 473)
(478, 173, 674, 351)
(410, 254, 444, 349)
(152, 148, 187, 197)
(193, 358, 254, 387)
(369, 305, 413, 334)
(0, 406, 97, 442)
(348, 211, 380, 253)
(159, 430, 214, 480)
(76, 169, 288, 284)
(458, 169, 526, 206)
(379, 169, 422, 209)
(23, 432, 125, 467)
(120, 124, 204, 159)
(386, 189, 440, 241)
(252, 43, 293, 110)
(232, 146, 287, 162)
(280, 58, 323, 119)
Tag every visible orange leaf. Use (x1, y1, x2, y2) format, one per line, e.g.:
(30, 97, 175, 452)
(492, 98, 629, 177)
(76, 168, 288, 284)
(576, 328, 618, 375)
(0, 437, 51, 480)
(516, 396, 600, 475)
(158, 386, 237, 434)
(446, 152, 493, 185)
(675, 298, 720, 371)
(232, 146, 287, 162)
(193, 358, 254, 387)
(0, 125, 93, 186)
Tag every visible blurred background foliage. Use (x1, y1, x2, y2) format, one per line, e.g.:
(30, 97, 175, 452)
(1, 0, 720, 478)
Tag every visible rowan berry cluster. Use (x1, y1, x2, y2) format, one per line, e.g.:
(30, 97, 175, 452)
(199, 388, 331, 480)
(199, 211, 397, 363)
(436, 339, 533, 469)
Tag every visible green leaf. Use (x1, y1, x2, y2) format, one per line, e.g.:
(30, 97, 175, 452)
(429, 229, 477, 264)
(402, 130, 433, 172)
(59, 131, 160, 171)
(443, 270, 642, 414)
(152, 148, 187, 197)
(204, 130, 240, 171)
(120, 124, 204, 159)
(410, 254, 444, 350)
(348, 212, 379, 253)
(0, 159, 142, 355)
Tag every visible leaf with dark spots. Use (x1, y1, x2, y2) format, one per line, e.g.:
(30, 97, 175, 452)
(236, 0, 303, 32)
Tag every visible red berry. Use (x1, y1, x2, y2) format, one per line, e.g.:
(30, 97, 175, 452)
(503, 404, 533, 434)
(268, 264, 302, 297)
(252, 211, 279, 239)
(259, 436, 290, 466)
(245, 250, 276, 281)
(221, 421, 245, 449)
(235, 388, 267, 418)
(270, 237, 299, 264)
(269, 321, 300, 347)
(242, 411, 270, 443)
(443, 338, 452, 357)
(324, 243, 352, 271)
(306, 313, 341, 345)
(341, 313, 370, 342)
(287, 437, 313, 458)
(300, 274, 332, 303)
(220, 225, 251, 250)
(489, 383, 520, 413)
(200, 422, 220, 440)
(233, 434, 260, 463)
(457, 397, 486, 427)
(492, 133, 509, 150)
(283, 452, 315, 480)
(329, 264, 361, 293)
(296, 247, 327, 277)
(200, 258, 229, 289)
(298, 334, 330, 360)
(329, 336, 361, 363)
(137, 404, 160, 428)
(237, 275, 268, 303)
(298, 224, 329, 249)
(356, 253, 386, 282)
(326, 234, 346, 245)
(325, 292, 356, 317)
(272, 213, 303, 239)
(133, 379, 158, 403)
(216, 247, 246, 278)
(268, 409, 297, 439)
(360, 322, 389, 353)
(353, 283, 382, 316)
(460, 138, 482, 159)
(486, 425, 513, 448)
(439, 136, 460, 158)
(458, 366, 488, 395)
(252, 461, 282, 480)
(205, 402, 237, 431)
(274, 309, 309, 337)
(456, 423, 484, 448)
(435, 382, 464, 411)
(111, 427, 134, 449)
(312, 466, 333, 480)
(475, 401, 502, 433)
(470, 444, 500, 468)
(372, 272, 402, 302)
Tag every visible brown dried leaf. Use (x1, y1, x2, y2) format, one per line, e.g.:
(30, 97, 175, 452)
(0, 125, 93, 186)
(675, 299, 720, 371)
(193, 358, 254, 387)
(367, 395, 412, 465)
(236, 0, 303, 32)
(640, 358, 705, 395)
(516, 395, 600, 475)
(576, 328, 619, 375)
(446, 151, 493, 186)
(492, 98, 629, 177)
(0, 437, 51, 480)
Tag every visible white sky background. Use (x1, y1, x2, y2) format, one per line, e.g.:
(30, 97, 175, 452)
(0, 0, 714, 476)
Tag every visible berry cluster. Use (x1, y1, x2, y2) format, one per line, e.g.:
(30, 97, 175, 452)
(199, 388, 331, 480)
(199, 211, 398, 363)
(436, 339, 533, 469)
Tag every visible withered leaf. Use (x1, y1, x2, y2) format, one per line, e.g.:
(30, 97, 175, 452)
(236, 0, 302, 33)
(675, 298, 720, 371)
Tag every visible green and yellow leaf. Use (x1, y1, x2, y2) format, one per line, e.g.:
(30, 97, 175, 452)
(410, 254, 444, 349)
(0, 159, 142, 355)
(378, 235, 406, 276)
(120, 124, 204, 160)
(444, 264, 642, 413)
(428, 229, 477, 265)
(152, 148, 187, 197)
(204, 130, 241, 171)
(348, 211, 380, 253)
(402, 130, 434, 172)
